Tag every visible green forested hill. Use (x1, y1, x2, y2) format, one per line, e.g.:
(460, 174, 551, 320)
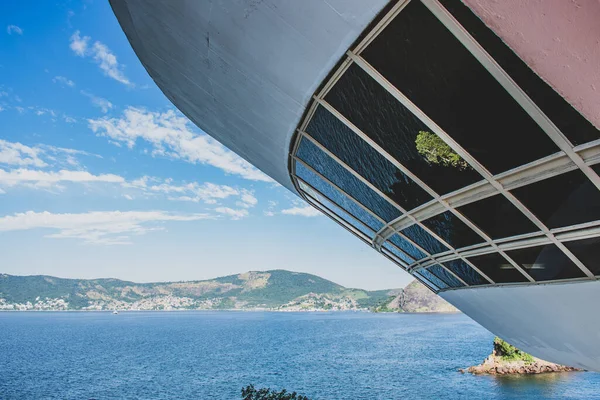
(0, 270, 454, 312)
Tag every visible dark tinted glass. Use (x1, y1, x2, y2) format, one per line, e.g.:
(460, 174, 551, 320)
(300, 182, 375, 239)
(457, 194, 538, 239)
(401, 224, 449, 255)
(382, 242, 413, 266)
(296, 138, 401, 222)
(325, 63, 482, 194)
(506, 245, 585, 281)
(295, 163, 383, 232)
(415, 269, 448, 291)
(563, 237, 600, 276)
(306, 105, 432, 210)
(443, 259, 487, 286)
(467, 253, 528, 283)
(511, 170, 600, 229)
(427, 265, 465, 288)
(421, 211, 484, 249)
(362, 0, 558, 174)
(389, 233, 426, 260)
(439, 0, 600, 146)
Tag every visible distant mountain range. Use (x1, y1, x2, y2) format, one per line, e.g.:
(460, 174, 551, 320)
(0, 270, 457, 313)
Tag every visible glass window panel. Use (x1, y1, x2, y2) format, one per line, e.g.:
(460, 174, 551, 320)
(467, 253, 529, 283)
(415, 269, 447, 291)
(506, 245, 585, 281)
(443, 259, 487, 286)
(401, 224, 449, 255)
(457, 194, 538, 239)
(438, 0, 600, 146)
(361, 0, 558, 174)
(383, 241, 414, 266)
(296, 138, 401, 222)
(412, 271, 440, 292)
(325, 63, 483, 195)
(511, 170, 600, 229)
(427, 265, 465, 288)
(421, 211, 484, 249)
(305, 105, 432, 210)
(563, 237, 600, 276)
(295, 163, 383, 232)
(389, 233, 426, 261)
(300, 182, 375, 239)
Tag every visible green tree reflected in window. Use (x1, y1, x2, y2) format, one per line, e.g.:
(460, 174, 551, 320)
(415, 131, 470, 170)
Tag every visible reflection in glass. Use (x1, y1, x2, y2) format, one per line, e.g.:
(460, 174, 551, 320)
(325, 63, 482, 194)
(563, 237, 600, 276)
(421, 211, 484, 249)
(361, 0, 558, 174)
(467, 253, 529, 283)
(427, 265, 465, 288)
(383, 241, 414, 266)
(305, 105, 432, 210)
(415, 269, 448, 291)
(511, 170, 600, 229)
(388, 233, 426, 261)
(443, 259, 487, 286)
(296, 163, 383, 232)
(296, 138, 401, 222)
(506, 245, 586, 281)
(458, 194, 538, 239)
(299, 182, 375, 239)
(401, 224, 449, 255)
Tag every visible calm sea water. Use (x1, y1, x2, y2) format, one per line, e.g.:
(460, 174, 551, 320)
(1, 312, 599, 399)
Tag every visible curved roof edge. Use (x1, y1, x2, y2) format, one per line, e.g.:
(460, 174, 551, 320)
(110, 0, 389, 192)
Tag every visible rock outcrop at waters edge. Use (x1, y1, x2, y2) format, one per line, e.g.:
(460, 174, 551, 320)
(397, 279, 458, 313)
(461, 337, 582, 375)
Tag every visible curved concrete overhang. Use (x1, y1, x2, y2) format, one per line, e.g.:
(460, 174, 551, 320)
(464, 0, 600, 130)
(441, 280, 600, 371)
(110, 0, 389, 192)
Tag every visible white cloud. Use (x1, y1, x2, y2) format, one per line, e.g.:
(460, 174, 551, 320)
(7, 25, 23, 35)
(88, 107, 272, 182)
(0, 169, 124, 189)
(53, 76, 75, 87)
(215, 207, 249, 220)
(126, 176, 253, 207)
(281, 206, 321, 217)
(69, 31, 89, 57)
(236, 189, 258, 208)
(0, 210, 212, 245)
(0, 140, 47, 167)
(0, 139, 102, 173)
(123, 194, 134, 200)
(91, 42, 132, 86)
(81, 90, 113, 113)
(70, 31, 132, 86)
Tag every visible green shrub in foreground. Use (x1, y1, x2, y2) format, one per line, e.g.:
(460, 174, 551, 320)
(241, 385, 311, 400)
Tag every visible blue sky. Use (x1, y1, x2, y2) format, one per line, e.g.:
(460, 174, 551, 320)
(0, 0, 412, 290)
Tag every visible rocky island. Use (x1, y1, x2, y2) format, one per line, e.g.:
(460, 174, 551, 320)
(0, 270, 455, 313)
(461, 337, 582, 375)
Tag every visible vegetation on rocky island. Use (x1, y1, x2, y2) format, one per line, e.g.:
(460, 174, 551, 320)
(462, 337, 581, 375)
(494, 337, 534, 364)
